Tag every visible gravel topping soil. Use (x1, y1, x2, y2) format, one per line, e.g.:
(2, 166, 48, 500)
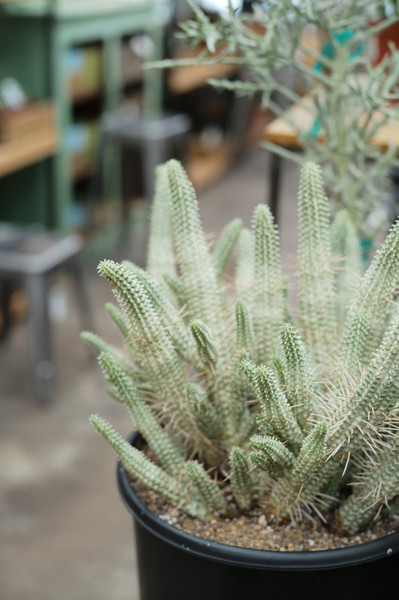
(133, 480, 399, 552)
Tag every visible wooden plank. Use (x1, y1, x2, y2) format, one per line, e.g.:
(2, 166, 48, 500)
(0, 129, 58, 177)
(186, 140, 233, 190)
(0, 101, 55, 142)
(264, 96, 399, 152)
(168, 62, 237, 95)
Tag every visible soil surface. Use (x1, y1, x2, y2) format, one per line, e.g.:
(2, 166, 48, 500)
(133, 480, 399, 552)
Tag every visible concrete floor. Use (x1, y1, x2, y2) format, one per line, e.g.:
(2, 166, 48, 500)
(0, 148, 300, 600)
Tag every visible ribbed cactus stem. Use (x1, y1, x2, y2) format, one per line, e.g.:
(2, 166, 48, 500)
(105, 302, 129, 339)
(339, 312, 369, 376)
(298, 162, 337, 363)
(90, 415, 209, 519)
(98, 351, 189, 481)
(106, 386, 122, 401)
(253, 203, 284, 363)
(190, 319, 218, 369)
(343, 218, 399, 364)
(235, 227, 254, 307)
(279, 323, 315, 432)
(186, 383, 223, 440)
(98, 260, 192, 437)
(250, 434, 295, 477)
(339, 437, 399, 534)
(269, 422, 328, 518)
(105, 301, 139, 366)
(230, 364, 251, 436)
(231, 300, 254, 433)
(166, 160, 237, 436)
(186, 460, 227, 513)
(237, 411, 257, 445)
(330, 209, 362, 329)
(212, 218, 242, 281)
(229, 447, 253, 510)
(273, 349, 286, 386)
(162, 274, 187, 312)
(329, 312, 399, 457)
(123, 261, 198, 367)
(235, 299, 253, 351)
(80, 331, 138, 380)
(146, 163, 177, 286)
(290, 422, 327, 488)
(165, 159, 224, 339)
(243, 361, 304, 449)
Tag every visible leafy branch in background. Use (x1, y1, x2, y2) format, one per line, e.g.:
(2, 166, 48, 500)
(155, 0, 399, 243)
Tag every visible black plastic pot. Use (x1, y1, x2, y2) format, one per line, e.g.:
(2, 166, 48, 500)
(117, 432, 399, 600)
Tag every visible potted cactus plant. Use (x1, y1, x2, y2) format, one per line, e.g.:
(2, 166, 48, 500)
(82, 160, 399, 600)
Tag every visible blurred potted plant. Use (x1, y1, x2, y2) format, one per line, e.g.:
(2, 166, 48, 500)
(82, 159, 399, 600)
(154, 0, 399, 249)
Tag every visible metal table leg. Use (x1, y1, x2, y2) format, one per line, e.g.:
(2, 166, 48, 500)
(25, 273, 54, 405)
(268, 152, 282, 222)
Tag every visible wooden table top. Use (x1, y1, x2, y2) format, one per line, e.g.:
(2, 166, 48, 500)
(264, 96, 399, 152)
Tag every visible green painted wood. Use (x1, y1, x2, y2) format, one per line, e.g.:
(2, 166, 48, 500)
(0, 18, 48, 101)
(0, 161, 52, 227)
(103, 36, 123, 112)
(0, 0, 164, 232)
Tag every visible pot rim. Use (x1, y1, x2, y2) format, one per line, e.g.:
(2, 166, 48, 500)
(117, 431, 399, 571)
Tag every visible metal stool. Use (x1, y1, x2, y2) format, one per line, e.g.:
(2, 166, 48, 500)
(96, 110, 192, 208)
(0, 224, 92, 405)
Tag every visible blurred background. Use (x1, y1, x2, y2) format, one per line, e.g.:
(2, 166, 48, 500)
(0, 1, 395, 598)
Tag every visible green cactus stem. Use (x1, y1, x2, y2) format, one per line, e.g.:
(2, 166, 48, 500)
(91, 415, 210, 519)
(229, 447, 253, 511)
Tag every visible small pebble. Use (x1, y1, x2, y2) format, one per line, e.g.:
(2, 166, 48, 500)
(258, 515, 267, 527)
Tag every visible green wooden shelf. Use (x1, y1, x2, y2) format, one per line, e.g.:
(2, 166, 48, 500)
(0, 0, 165, 231)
